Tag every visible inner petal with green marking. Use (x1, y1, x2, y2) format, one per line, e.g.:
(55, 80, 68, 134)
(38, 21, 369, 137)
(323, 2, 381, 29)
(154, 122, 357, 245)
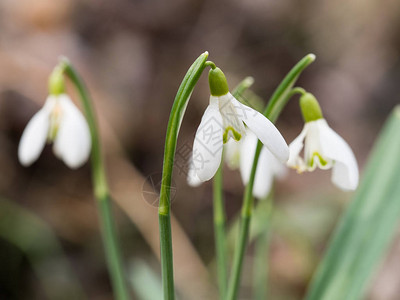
(223, 126, 242, 144)
(48, 103, 62, 142)
(308, 151, 331, 169)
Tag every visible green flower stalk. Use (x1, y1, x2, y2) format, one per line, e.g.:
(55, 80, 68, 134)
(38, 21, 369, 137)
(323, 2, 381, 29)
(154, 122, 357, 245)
(213, 164, 227, 299)
(159, 52, 209, 300)
(252, 193, 274, 300)
(60, 59, 129, 300)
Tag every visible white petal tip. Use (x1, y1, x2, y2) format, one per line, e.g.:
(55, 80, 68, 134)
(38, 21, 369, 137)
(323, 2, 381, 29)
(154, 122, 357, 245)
(333, 179, 359, 192)
(187, 175, 202, 187)
(278, 147, 290, 163)
(18, 155, 35, 167)
(64, 159, 87, 169)
(196, 171, 214, 183)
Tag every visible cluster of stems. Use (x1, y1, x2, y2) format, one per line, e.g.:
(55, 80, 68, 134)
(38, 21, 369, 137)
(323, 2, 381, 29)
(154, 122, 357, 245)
(158, 52, 315, 300)
(45, 52, 314, 300)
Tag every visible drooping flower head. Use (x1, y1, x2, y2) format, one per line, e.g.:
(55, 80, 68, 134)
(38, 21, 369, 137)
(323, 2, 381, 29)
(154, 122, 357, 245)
(287, 92, 359, 190)
(18, 66, 91, 169)
(223, 129, 287, 199)
(189, 66, 289, 183)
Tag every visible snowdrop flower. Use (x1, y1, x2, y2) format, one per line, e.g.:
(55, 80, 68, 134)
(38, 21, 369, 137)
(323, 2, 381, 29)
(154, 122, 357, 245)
(18, 68, 91, 169)
(287, 92, 359, 191)
(190, 66, 289, 183)
(237, 130, 287, 199)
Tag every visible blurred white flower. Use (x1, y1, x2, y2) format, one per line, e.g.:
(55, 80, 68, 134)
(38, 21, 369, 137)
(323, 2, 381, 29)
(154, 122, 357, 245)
(18, 94, 91, 169)
(287, 119, 359, 191)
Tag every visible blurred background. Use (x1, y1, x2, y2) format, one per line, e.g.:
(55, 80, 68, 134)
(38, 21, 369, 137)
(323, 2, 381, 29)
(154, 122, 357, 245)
(0, 0, 399, 299)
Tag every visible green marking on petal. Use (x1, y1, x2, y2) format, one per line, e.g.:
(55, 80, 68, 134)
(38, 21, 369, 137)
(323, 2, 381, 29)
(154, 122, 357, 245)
(223, 126, 242, 143)
(48, 124, 59, 142)
(47, 102, 62, 142)
(309, 152, 328, 167)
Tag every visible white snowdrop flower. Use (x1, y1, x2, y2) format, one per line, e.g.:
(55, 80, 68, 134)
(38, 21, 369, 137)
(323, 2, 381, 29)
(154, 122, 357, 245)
(287, 92, 359, 191)
(18, 69, 91, 169)
(190, 67, 289, 183)
(239, 130, 287, 199)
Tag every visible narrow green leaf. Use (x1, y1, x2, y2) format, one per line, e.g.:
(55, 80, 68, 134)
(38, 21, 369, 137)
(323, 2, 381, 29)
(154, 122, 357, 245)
(159, 51, 209, 215)
(306, 106, 400, 300)
(159, 52, 209, 300)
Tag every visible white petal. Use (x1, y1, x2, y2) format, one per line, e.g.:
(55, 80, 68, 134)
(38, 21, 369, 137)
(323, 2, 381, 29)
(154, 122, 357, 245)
(317, 119, 359, 190)
(218, 94, 246, 140)
(303, 121, 333, 171)
(192, 99, 224, 181)
(224, 139, 241, 170)
(240, 130, 287, 198)
(287, 124, 308, 170)
(18, 97, 55, 166)
(187, 158, 202, 187)
(253, 149, 275, 199)
(239, 130, 258, 185)
(229, 96, 289, 162)
(53, 95, 91, 169)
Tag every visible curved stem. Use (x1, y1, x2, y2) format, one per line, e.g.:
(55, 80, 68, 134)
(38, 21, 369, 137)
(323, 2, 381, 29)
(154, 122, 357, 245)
(227, 54, 316, 299)
(61, 59, 129, 300)
(253, 194, 274, 300)
(213, 164, 227, 298)
(159, 52, 209, 299)
(205, 61, 217, 69)
(288, 87, 307, 98)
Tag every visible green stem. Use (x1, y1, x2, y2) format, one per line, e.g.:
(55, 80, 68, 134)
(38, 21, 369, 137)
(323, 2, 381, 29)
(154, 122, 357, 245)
(227, 146, 261, 300)
(159, 52, 209, 300)
(253, 231, 269, 300)
(62, 59, 129, 300)
(213, 164, 227, 299)
(227, 54, 316, 299)
(205, 61, 217, 69)
(288, 87, 306, 98)
(253, 194, 274, 300)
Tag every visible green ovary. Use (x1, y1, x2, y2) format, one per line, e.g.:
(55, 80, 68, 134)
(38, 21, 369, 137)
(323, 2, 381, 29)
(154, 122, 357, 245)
(223, 126, 242, 144)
